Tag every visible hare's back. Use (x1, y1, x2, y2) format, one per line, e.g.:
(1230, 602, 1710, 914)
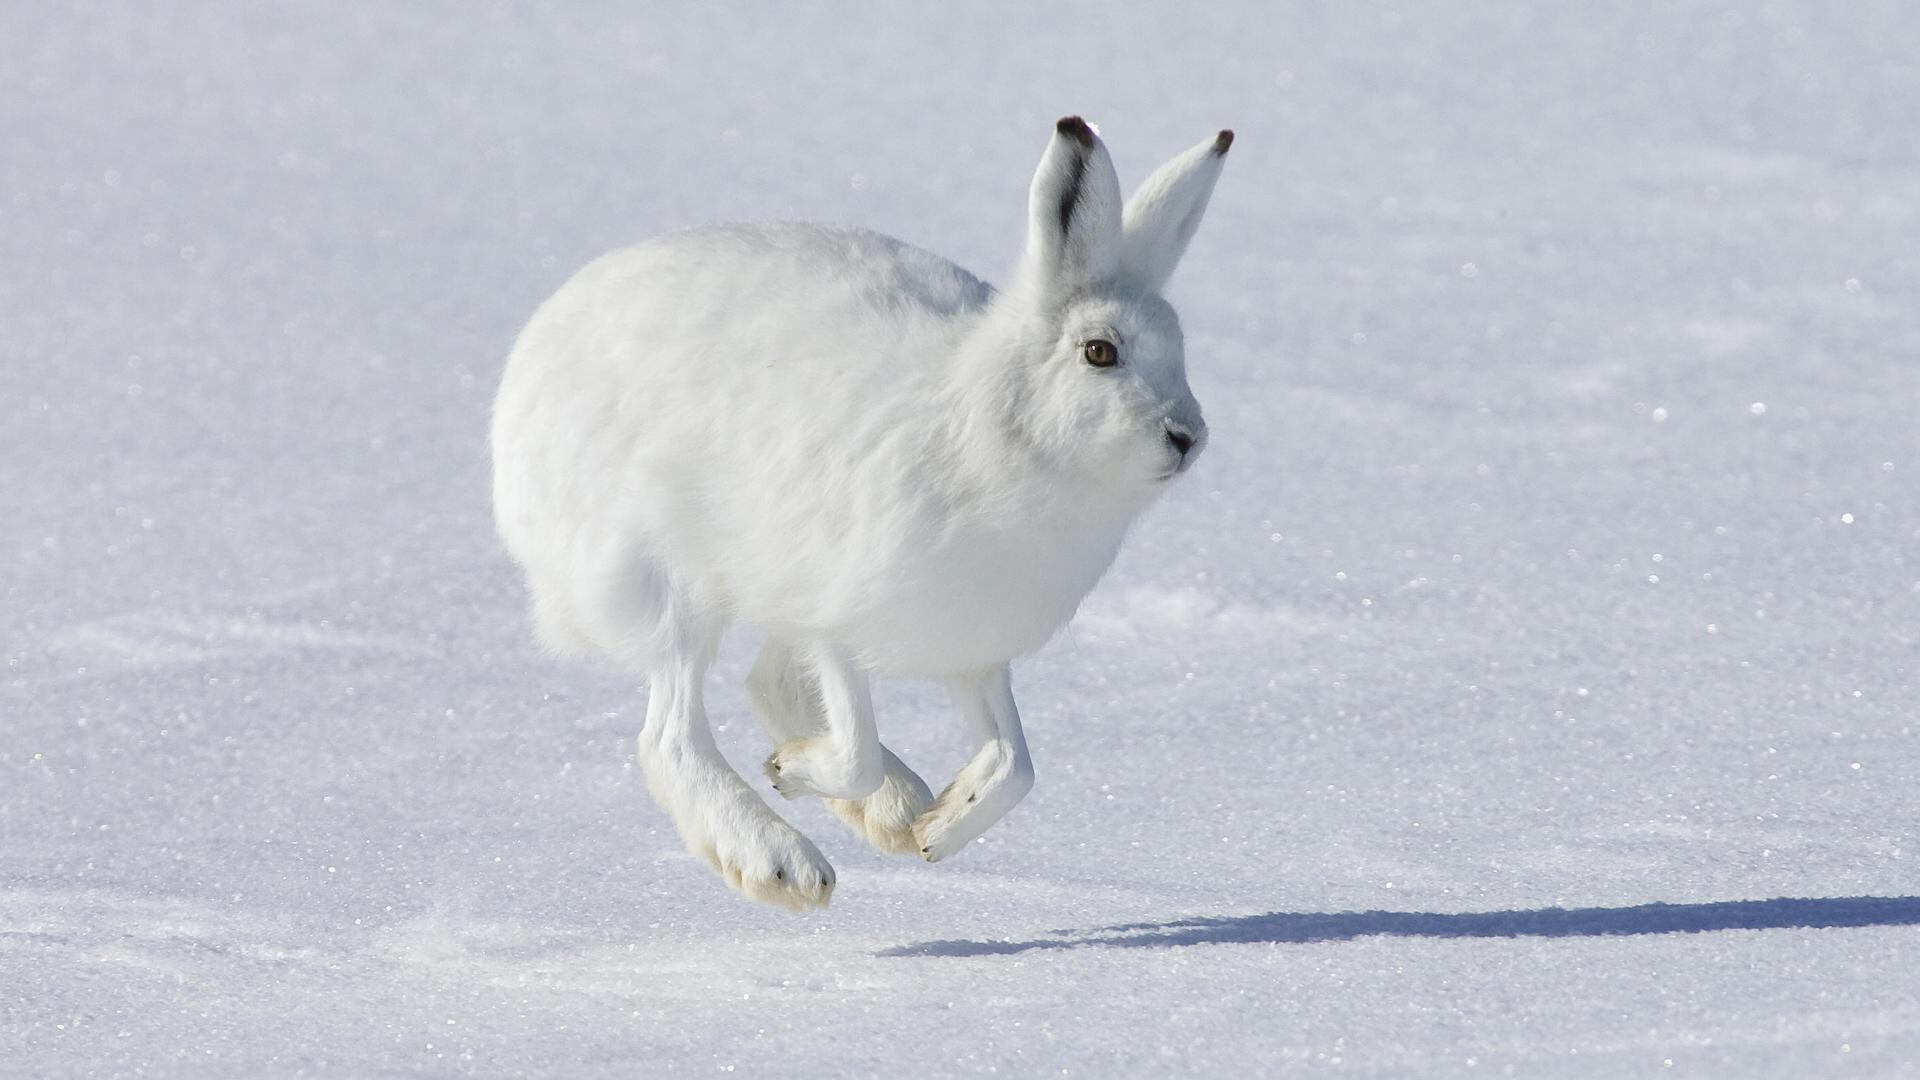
(506, 222, 991, 419)
(585, 222, 989, 349)
(667, 221, 989, 315)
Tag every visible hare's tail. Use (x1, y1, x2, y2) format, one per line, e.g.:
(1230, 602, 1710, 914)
(524, 573, 596, 660)
(516, 539, 703, 671)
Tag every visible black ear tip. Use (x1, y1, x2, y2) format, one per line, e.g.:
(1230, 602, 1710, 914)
(1056, 116, 1097, 149)
(1213, 130, 1235, 156)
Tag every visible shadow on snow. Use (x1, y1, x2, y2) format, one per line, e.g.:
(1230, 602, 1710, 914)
(880, 895, 1920, 958)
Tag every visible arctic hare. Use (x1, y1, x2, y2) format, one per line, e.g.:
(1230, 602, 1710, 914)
(491, 117, 1231, 910)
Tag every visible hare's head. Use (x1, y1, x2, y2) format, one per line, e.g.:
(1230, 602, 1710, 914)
(997, 117, 1231, 501)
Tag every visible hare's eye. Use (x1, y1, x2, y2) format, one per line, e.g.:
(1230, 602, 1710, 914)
(1082, 339, 1119, 368)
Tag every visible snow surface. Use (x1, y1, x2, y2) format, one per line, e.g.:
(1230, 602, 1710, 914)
(5, 3, 1919, 1076)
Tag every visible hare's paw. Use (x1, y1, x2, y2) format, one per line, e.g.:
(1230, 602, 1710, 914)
(763, 737, 884, 801)
(911, 742, 1034, 862)
(826, 754, 935, 856)
(651, 761, 838, 911)
(688, 813, 837, 912)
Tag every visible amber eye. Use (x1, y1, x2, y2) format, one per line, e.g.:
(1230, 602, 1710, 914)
(1082, 339, 1119, 368)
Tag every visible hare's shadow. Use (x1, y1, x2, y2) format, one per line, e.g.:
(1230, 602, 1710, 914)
(880, 895, 1920, 958)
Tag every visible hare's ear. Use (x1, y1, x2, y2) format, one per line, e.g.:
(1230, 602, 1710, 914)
(1021, 117, 1123, 296)
(1117, 130, 1233, 292)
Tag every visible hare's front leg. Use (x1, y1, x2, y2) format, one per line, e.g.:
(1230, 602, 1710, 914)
(744, 630, 933, 849)
(638, 653, 836, 910)
(747, 639, 934, 855)
(758, 641, 889, 801)
(912, 665, 1035, 862)
(752, 638, 925, 799)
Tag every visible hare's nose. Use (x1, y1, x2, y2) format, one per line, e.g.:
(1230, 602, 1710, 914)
(1165, 425, 1195, 457)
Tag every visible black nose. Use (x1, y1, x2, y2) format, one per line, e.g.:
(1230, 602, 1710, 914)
(1166, 427, 1195, 456)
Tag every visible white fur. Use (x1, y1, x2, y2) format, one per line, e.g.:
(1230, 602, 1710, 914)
(490, 118, 1231, 909)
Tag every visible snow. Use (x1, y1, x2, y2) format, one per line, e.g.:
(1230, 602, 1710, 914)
(4, 2, 1917, 1075)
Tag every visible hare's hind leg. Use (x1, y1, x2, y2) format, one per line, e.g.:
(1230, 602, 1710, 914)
(912, 664, 1035, 862)
(638, 637, 836, 911)
(748, 639, 934, 856)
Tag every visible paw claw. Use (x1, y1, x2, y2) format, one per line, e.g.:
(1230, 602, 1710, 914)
(762, 752, 803, 799)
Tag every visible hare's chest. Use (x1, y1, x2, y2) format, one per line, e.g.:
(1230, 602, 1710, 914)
(855, 518, 1126, 677)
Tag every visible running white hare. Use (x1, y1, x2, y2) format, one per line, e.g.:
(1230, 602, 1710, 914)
(491, 117, 1232, 910)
